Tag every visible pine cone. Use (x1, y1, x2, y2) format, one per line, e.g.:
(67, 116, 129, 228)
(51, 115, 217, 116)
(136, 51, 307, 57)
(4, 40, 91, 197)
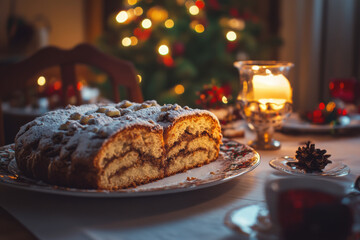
(288, 141, 332, 173)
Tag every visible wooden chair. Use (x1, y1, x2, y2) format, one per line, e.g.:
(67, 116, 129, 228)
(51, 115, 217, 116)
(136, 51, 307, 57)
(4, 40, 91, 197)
(0, 43, 143, 145)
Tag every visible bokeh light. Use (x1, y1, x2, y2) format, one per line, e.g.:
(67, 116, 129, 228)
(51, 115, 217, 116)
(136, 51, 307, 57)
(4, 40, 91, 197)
(116, 11, 128, 23)
(165, 19, 174, 28)
(37, 76, 46, 86)
(122, 37, 132, 47)
(158, 44, 169, 55)
(189, 5, 200, 15)
(174, 84, 185, 94)
(141, 18, 152, 29)
(194, 24, 205, 33)
(226, 31, 237, 41)
(134, 7, 143, 16)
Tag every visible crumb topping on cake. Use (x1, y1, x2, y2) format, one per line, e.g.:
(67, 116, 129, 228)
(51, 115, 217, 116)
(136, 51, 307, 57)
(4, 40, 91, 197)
(14, 100, 222, 189)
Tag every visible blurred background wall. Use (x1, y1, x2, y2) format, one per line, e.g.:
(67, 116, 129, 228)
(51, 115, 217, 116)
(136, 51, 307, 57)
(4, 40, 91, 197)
(0, 0, 359, 112)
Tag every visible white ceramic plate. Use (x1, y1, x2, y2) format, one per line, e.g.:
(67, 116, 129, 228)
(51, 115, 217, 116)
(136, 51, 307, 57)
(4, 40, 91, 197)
(269, 156, 350, 177)
(0, 139, 260, 197)
(281, 113, 360, 134)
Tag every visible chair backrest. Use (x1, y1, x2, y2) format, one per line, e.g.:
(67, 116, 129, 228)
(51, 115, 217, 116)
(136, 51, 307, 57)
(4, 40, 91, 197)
(0, 43, 143, 145)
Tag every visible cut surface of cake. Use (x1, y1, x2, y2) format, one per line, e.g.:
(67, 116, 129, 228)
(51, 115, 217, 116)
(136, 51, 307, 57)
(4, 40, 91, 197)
(14, 100, 222, 190)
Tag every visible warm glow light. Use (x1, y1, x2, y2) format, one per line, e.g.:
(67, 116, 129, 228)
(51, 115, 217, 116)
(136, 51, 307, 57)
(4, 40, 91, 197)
(165, 19, 174, 28)
(189, 5, 200, 15)
(122, 37, 131, 47)
(54, 81, 62, 90)
(128, 0, 137, 5)
(37, 76, 46, 86)
(116, 11, 128, 23)
(185, 0, 193, 8)
(130, 36, 138, 45)
(77, 82, 83, 90)
(163, 56, 174, 67)
(158, 44, 169, 55)
(226, 31, 237, 41)
(174, 84, 185, 94)
(228, 18, 245, 30)
(252, 66, 260, 71)
(147, 6, 168, 22)
(137, 74, 142, 83)
(194, 24, 205, 33)
(195, 0, 205, 9)
(252, 74, 292, 103)
(222, 96, 228, 104)
(258, 98, 287, 111)
(319, 102, 325, 110)
(134, 7, 143, 16)
(326, 102, 336, 112)
(141, 18, 152, 29)
(127, 8, 135, 19)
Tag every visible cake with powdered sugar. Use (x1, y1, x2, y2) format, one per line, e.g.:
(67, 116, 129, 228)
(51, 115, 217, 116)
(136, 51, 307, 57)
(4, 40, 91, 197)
(14, 100, 222, 190)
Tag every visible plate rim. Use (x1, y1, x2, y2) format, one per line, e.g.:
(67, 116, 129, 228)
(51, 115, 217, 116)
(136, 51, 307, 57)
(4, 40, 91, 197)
(281, 114, 360, 134)
(224, 202, 278, 239)
(269, 156, 350, 177)
(0, 141, 260, 198)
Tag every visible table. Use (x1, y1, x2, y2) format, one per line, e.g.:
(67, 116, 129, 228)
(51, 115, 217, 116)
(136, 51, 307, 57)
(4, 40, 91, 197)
(0, 128, 359, 239)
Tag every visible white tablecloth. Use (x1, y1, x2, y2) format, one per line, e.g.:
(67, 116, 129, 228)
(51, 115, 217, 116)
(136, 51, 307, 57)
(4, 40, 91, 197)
(1, 127, 359, 240)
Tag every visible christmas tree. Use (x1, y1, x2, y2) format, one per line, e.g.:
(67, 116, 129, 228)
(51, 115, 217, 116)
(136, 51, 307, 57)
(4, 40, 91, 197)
(97, 0, 280, 107)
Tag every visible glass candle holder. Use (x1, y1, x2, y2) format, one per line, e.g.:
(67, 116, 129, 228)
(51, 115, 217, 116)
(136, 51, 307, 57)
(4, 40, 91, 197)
(234, 60, 294, 150)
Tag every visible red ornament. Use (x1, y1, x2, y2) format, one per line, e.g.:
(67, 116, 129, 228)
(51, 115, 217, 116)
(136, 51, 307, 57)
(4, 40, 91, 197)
(162, 56, 174, 67)
(173, 42, 185, 56)
(229, 8, 240, 18)
(134, 28, 152, 41)
(329, 78, 357, 103)
(195, 0, 205, 9)
(226, 42, 237, 52)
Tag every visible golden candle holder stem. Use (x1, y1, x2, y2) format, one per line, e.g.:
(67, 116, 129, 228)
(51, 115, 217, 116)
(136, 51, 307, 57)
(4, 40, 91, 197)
(249, 126, 281, 150)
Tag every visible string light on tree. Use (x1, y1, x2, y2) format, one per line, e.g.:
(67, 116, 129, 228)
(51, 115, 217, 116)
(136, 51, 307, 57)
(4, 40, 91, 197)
(37, 76, 46, 86)
(158, 44, 169, 55)
(174, 84, 185, 94)
(226, 31, 237, 41)
(147, 6, 168, 23)
(122, 37, 131, 47)
(141, 18, 152, 29)
(228, 18, 245, 30)
(194, 24, 205, 33)
(116, 11, 128, 23)
(130, 36, 138, 45)
(134, 7, 143, 16)
(127, 0, 137, 6)
(164, 19, 174, 28)
(137, 74, 142, 83)
(189, 5, 200, 15)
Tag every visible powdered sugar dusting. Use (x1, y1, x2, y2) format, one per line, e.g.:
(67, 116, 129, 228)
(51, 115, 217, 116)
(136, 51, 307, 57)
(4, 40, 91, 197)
(15, 100, 220, 163)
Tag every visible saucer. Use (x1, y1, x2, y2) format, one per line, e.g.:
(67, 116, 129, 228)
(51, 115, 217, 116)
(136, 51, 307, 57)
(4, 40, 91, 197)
(269, 156, 350, 177)
(224, 203, 278, 240)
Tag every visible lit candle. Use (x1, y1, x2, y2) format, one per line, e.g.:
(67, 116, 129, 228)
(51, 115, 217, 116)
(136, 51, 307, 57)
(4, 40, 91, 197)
(252, 73, 292, 111)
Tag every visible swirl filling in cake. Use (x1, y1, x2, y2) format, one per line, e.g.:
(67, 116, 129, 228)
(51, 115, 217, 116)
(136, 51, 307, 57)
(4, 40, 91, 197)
(14, 100, 222, 190)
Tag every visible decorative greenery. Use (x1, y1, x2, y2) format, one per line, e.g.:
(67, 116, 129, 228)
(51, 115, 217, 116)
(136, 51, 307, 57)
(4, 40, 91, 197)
(97, 0, 281, 106)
